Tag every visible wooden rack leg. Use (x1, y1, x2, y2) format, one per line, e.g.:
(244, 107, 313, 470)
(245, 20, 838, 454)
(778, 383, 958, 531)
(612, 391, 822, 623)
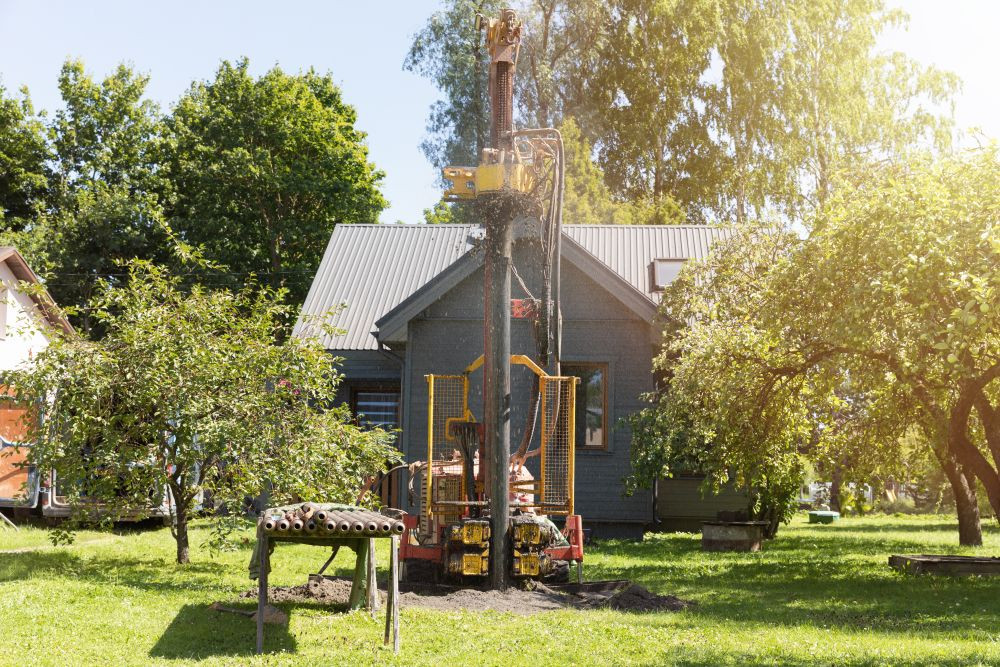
(348, 540, 368, 609)
(256, 533, 268, 655)
(383, 534, 399, 654)
(367, 538, 379, 614)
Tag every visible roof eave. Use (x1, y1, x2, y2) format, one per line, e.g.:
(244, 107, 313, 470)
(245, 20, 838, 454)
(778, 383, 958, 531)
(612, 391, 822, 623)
(0, 247, 74, 335)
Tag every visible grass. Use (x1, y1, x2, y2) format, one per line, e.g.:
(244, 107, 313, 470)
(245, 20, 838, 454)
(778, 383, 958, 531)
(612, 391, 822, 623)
(0, 523, 120, 552)
(1, 513, 999, 666)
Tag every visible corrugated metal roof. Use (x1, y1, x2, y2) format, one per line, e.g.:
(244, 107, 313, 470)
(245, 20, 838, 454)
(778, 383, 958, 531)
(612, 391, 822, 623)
(296, 224, 731, 350)
(562, 225, 732, 298)
(294, 225, 479, 349)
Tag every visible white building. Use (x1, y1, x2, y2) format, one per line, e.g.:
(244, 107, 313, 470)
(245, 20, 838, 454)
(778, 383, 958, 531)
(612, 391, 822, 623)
(0, 246, 72, 374)
(0, 247, 72, 509)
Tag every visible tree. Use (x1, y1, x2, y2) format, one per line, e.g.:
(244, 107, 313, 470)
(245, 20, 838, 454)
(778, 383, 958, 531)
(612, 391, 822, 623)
(405, 0, 501, 176)
(589, 0, 722, 223)
(627, 224, 820, 536)
(0, 84, 49, 230)
(408, 1, 654, 225)
(632, 149, 1000, 546)
(763, 1, 957, 217)
(591, 0, 957, 223)
(515, 0, 604, 132)
(163, 59, 386, 305)
(422, 200, 456, 224)
(15, 60, 170, 331)
(560, 117, 684, 225)
(5, 255, 400, 563)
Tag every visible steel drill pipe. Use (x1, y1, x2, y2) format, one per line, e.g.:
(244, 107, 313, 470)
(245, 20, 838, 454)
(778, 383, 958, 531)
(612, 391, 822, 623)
(342, 512, 368, 533)
(315, 509, 329, 522)
(276, 517, 291, 532)
(305, 520, 318, 533)
(319, 511, 351, 533)
(323, 511, 350, 532)
(358, 513, 380, 533)
(326, 511, 352, 533)
(262, 515, 280, 532)
(298, 503, 317, 521)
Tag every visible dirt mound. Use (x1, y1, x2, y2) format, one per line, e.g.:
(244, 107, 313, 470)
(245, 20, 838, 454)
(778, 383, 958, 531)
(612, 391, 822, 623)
(241, 577, 692, 615)
(590, 583, 691, 613)
(240, 576, 380, 605)
(398, 582, 567, 614)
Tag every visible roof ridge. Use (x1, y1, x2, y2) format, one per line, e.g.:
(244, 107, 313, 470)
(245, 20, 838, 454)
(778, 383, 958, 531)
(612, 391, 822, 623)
(342, 223, 727, 230)
(563, 224, 729, 229)
(343, 223, 477, 228)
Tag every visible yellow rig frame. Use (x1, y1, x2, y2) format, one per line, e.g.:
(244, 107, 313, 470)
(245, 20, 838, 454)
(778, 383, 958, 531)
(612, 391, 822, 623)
(424, 354, 577, 528)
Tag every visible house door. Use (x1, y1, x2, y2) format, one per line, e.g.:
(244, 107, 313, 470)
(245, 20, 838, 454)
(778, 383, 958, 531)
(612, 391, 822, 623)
(352, 386, 401, 508)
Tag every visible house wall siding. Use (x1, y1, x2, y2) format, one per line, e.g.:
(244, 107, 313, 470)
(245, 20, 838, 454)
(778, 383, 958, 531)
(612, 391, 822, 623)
(401, 239, 654, 531)
(0, 260, 52, 374)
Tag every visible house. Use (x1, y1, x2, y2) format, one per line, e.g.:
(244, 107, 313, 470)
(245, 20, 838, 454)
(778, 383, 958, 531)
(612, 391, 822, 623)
(295, 223, 746, 537)
(0, 247, 73, 509)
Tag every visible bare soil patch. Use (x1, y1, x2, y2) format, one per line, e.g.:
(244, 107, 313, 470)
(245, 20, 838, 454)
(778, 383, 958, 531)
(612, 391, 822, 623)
(240, 576, 693, 615)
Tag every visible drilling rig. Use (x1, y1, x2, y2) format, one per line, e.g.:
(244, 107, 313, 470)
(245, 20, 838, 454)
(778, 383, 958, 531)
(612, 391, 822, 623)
(398, 7, 584, 590)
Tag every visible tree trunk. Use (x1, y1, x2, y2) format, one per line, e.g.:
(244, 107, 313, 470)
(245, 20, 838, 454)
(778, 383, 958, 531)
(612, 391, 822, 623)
(948, 388, 1000, 522)
(938, 452, 982, 546)
(174, 500, 191, 564)
(829, 466, 842, 514)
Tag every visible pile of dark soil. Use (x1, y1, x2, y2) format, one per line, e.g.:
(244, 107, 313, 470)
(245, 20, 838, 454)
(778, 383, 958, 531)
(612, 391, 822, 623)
(240, 576, 377, 605)
(241, 576, 693, 615)
(570, 582, 691, 613)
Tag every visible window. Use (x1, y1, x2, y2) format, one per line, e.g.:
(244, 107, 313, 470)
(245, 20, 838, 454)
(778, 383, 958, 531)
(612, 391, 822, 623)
(563, 363, 607, 450)
(652, 259, 685, 291)
(352, 389, 400, 430)
(351, 387, 401, 508)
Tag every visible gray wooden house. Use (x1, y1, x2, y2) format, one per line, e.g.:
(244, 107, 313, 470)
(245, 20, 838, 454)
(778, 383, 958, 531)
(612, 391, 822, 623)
(295, 223, 744, 537)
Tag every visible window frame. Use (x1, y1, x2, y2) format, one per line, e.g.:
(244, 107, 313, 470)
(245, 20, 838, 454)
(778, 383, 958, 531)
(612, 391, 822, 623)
(349, 384, 402, 431)
(651, 258, 685, 291)
(562, 361, 609, 451)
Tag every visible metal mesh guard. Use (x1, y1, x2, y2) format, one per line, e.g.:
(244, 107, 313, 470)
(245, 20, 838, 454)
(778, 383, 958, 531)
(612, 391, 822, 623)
(426, 375, 467, 518)
(540, 376, 575, 515)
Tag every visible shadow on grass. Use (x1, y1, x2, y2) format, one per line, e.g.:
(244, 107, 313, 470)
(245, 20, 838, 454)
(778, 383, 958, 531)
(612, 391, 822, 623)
(0, 549, 230, 593)
(149, 603, 295, 659)
(585, 518, 1000, 638)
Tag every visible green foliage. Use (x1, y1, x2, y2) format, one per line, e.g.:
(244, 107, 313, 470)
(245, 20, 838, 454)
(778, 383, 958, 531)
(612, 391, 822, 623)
(422, 200, 457, 224)
(628, 223, 812, 534)
(2, 61, 171, 331)
(633, 148, 1000, 545)
(3, 255, 399, 563)
(405, 0, 502, 174)
(561, 117, 685, 225)
(591, 0, 958, 223)
(411, 1, 956, 224)
(162, 59, 386, 306)
(0, 84, 49, 230)
(0, 57, 386, 323)
(589, 0, 721, 222)
(4, 515, 1000, 665)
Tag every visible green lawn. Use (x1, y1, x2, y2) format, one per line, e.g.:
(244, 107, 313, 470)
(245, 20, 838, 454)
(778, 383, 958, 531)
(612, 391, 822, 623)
(1, 514, 998, 666)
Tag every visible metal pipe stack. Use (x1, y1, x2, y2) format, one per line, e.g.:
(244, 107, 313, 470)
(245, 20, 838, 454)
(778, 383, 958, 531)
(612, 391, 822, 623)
(261, 504, 405, 537)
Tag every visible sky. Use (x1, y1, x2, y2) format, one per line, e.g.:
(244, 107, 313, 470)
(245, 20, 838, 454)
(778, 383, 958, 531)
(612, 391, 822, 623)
(1, 1, 998, 225)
